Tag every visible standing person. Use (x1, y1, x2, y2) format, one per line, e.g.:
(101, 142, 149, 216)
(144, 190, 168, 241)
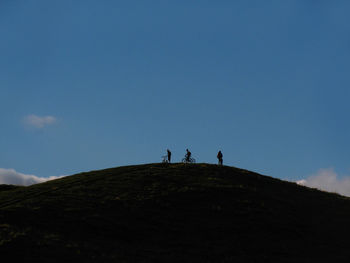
(167, 149, 172, 163)
(217, 150, 223, 165)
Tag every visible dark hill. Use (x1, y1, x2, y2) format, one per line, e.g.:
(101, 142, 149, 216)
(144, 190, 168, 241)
(1, 163, 350, 262)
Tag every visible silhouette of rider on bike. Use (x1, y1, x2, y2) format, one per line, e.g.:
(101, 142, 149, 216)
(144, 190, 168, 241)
(185, 149, 191, 162)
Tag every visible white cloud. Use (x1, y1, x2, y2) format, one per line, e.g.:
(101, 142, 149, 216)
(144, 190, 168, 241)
(297, 168, 350, 197)
(0, 168, 63, 186)
(23, 114, 56, 129)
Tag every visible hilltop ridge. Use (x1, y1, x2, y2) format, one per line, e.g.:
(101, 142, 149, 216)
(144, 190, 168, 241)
(0, 163, 350, 262)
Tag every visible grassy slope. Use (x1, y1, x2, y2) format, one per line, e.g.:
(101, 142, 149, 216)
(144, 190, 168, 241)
(0, 163, 350, 262)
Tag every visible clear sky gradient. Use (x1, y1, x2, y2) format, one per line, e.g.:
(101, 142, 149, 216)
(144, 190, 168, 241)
(1, 1, 350, 183)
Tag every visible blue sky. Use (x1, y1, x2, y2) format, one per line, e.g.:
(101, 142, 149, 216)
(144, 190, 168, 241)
(1, 1, 350, 186)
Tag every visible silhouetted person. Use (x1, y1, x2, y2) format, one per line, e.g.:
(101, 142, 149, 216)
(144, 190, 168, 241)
(186, 149, 191, 162)
(167, 149, 171, 163)
(217, 150, 223, 165)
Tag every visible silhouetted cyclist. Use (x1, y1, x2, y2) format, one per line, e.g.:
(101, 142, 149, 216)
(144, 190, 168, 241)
(185, 149, 191, 162)
(217, 150, 223, 165)
(167, 149, 172, 163)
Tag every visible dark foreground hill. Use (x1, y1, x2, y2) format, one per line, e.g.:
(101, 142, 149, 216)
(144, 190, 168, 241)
(1, 163, 350, 262)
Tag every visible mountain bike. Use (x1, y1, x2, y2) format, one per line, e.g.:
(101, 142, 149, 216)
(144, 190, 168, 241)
(182, 156, 196, 164)
(161, 155, 169, 163)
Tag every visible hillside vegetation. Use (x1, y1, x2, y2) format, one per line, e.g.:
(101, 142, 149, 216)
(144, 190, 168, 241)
(1, 163, 350, 262)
